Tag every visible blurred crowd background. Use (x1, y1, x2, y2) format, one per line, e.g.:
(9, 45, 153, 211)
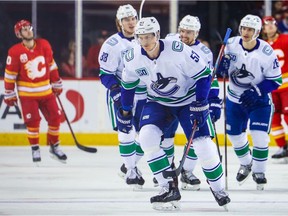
(0, 0, 288, 78)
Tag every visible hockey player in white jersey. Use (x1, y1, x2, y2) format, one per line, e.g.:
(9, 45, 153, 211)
(98, 4, 145, 189)
(218, 14, 282, 190)
(166, 15, 222, 191)
(117, 17, 230, 210)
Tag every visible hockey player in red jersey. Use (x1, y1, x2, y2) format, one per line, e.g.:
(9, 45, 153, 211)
(262, 16, 288, 159)
(4, 19, 67, 164)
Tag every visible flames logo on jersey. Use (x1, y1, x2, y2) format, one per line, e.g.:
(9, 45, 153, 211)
(230, 64, 255, 88)
(24, 56, 46, 80)
(151, 73, 179, 96)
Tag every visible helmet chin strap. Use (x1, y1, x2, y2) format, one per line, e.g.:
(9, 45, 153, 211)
(146, 41, 159, 54)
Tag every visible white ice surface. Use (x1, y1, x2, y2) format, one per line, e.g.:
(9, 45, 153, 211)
(0, 146, 288, 216)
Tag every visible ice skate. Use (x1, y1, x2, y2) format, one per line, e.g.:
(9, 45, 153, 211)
(252, 173, 267, 190)
(151, 180, 181, 211)
(118, 163, 127, 179)
(125, 167, 145, 190)
(49, 143, 67, 163)
(210, 188, 231, 211)
(271, 145, 288, 161)
(31, 146, 41, 166)
(180, 169, 201, 190)
(236, 161, 252, 185)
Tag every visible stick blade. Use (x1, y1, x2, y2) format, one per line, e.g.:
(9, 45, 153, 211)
(162, 167, 181, 179)
(76, 142, 97, 153)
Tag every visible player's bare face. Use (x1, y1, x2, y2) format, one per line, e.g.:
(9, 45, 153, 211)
(137, 33, 157, 51)
(179, 29, 197, 45)
(240, 27, 255, 42)
(20, 26, 34, 41)
(263, 21, 277, 35)
(122, 16, 137, 36)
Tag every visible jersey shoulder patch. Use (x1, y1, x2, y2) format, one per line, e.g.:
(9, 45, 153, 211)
(262, 44, 273, 56)
(124, 48, 134, 62)
(200, 45, 211, 54)
(172, 41, 184, 52)
(106, 37, 119, 46)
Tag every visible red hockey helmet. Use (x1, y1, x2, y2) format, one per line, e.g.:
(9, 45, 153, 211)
(14, 19, 32, 38)
(262, 16, 277, 25)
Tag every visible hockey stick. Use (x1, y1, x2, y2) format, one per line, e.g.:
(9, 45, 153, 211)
(213, 121, 222, 162)
(211, 28, 232, 79)
(162, 28, 232, 179)
(212, 28, 231, 189)
(162, 121, 197, 178)
(56, 95, 97, 153)
(223, 74, 228, 190)
(139, 0, 146, 19)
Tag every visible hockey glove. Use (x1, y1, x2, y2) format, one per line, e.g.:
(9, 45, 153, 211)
(116, 108, 133, 134)
(239, 86, 261, 108)
(190, 99, 209, 128)
(218, 54, 231, 77)
(4, 90, 17, 106)
(110, 84, 121, 110)
(51, 79, 63, 96)
(209, 97, 222, 123)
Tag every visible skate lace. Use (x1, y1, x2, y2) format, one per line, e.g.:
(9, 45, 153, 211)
(32, 149, 40, 158)
(214, 190, 228, 199)
(275, 147, 285, 155)
(253, 173, 265, 179)
(135, 167, 143, 178)
(185, 171, 197, 180)
(158, 184, 169, 195)
(52, 145, 65, 156)
(238, 162, 252, 175)
(125, 168, 137, 179)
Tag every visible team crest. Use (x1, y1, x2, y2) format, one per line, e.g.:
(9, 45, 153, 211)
(230, 64, 255, 88)
(20, 53, 28, 63)
(151, 73, 179, 96)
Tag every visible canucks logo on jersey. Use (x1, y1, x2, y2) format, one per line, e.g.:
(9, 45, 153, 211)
(230, 64, 255, 88)
(151, 73, 180, 96)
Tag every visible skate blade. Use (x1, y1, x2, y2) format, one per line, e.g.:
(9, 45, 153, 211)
(181, 182, 200, 191)
(50, 154, 67, 164)
(222, 204, 229, 211)
(118, 172, 126, 180)
(152, 201, 180, 211)
(33, 161, 41, 167)
(128, 184, 143, 191)
(256, 184, 265, 190)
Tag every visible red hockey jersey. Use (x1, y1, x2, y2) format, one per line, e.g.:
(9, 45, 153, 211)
(267, 34, 288, 92)
(4, 38, 60, 98)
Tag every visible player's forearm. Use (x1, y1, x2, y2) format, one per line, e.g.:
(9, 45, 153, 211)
(99, 73, 119, 89)
(195, 75, 212, 101)
(121, 88, 135, 113)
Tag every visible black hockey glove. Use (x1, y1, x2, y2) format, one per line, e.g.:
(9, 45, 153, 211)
(218, 54, 231, 77)
(190, 99, 209, 128)
(239, 85, 261, 108)
(209, 97, 222, 123)
(116, 108, 133, 134)
(110, 84, 121, 110)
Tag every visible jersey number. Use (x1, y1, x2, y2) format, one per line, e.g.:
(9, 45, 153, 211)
(100, 52, 108, 62)
(190, 50, 200, 62)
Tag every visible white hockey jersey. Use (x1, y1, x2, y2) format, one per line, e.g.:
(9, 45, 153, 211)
(99, 32, 146, 97)
(122, 39, 211, 107)
(224, 36, 282, 103)
(99, 32, 135, 80)
(165, 33, 213, 70)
